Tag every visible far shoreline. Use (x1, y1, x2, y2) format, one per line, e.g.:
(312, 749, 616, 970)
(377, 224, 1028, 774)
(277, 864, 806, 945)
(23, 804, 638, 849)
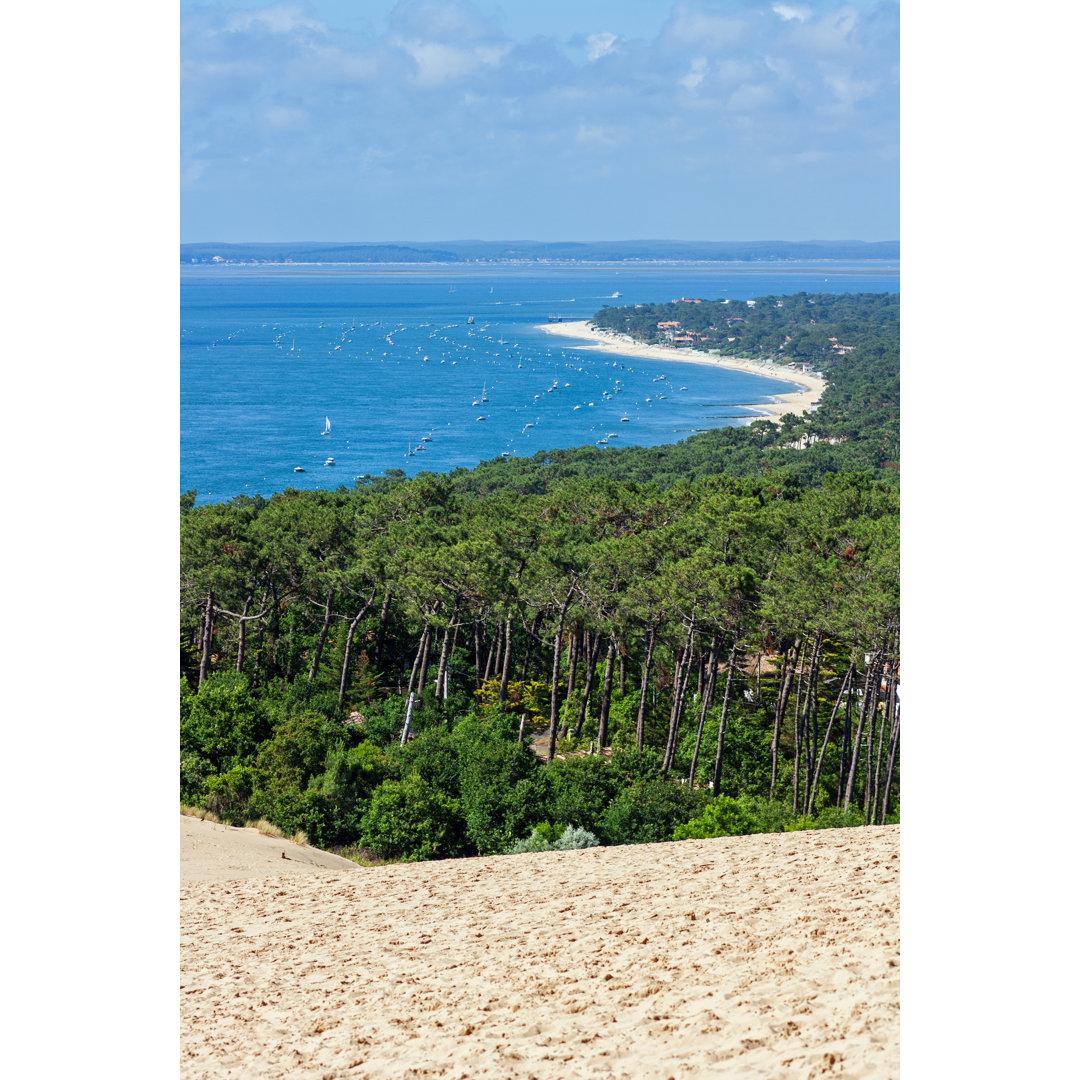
(538, 320, 826, 422)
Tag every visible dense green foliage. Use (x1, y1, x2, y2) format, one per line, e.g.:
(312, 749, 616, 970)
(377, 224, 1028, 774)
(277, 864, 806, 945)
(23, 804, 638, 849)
(180, 292, 900, 861)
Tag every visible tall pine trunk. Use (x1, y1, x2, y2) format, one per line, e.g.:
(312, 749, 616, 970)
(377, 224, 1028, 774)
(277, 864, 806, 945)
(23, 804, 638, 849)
(843, 649, 881, 814)
(875, 654, 899, 823)
(498, 616, 513, 704)
(636, 624, 658, 750)
(565, 623, 580, 701)
(688, 633, 720, 787)
(770, 640, 801, 800)
(434, 600, 459, 702)
(483, 623, 499, 683)
(799, 630, 824, 815)
(308, 588, 336, 682)
(338, 588, 377, 706)
(595, 636, 617, 749)
(879, 701, 900, 823)
(373, 586, 391, 673)
(791, 647, 806, 813)
(807, 654, 856, 814)
(662, 620, 696, 773)
(198, 591, 215, 688)
(710, 632, 740, 794)
(235, 593, 253, 674)
(521, 612, 541, 682)
(859, 649, 885, 819)
(573, 633, 604, 738)
(546, 589, 575, 764)
(408, 622, 431, 698)
(417, 617, 437, 695)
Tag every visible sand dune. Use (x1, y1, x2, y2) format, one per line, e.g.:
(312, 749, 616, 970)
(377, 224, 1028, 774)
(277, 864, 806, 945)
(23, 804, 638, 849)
(181, 819, 898, 1078)
(180, 815, 360, 882)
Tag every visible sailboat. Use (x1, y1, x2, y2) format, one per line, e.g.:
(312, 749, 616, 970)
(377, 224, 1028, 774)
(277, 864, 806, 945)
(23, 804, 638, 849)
(321, 416, 331, 436)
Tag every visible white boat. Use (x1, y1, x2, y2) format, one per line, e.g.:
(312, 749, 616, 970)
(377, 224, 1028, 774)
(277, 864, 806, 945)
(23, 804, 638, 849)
(621, 415, 630, 422)
(321, 416, 331, 436)
(323, 457, 334, 466)
(611, 291, 622, 298)
(293, 466, 306, 472)
(481, 383, 488, 402)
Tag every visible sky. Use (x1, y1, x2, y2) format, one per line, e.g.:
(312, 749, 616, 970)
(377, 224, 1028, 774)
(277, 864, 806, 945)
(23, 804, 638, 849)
(180, 0, 899, 242)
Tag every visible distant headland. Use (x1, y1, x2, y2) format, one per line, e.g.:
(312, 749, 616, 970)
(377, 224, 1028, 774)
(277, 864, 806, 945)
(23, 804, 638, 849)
(180, 239, 899, 266)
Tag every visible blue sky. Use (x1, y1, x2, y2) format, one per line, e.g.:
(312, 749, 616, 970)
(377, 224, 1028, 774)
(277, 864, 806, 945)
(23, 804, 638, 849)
(182, 0, 899, 242)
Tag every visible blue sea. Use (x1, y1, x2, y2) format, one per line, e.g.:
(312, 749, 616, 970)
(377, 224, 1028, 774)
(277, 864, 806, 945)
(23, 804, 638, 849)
(181, 261, 899, 505)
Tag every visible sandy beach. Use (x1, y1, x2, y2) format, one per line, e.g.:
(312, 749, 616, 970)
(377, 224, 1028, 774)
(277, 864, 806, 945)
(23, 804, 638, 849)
(181, 817, 898, 1079)
(539, 320, 827, 421)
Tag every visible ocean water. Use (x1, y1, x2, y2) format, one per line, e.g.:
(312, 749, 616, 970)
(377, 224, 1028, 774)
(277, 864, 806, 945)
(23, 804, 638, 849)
(181, 261, 899, 505)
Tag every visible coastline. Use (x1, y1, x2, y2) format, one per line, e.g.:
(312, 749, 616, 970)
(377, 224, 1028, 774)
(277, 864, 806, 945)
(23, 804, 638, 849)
(539, 320, 826, 421)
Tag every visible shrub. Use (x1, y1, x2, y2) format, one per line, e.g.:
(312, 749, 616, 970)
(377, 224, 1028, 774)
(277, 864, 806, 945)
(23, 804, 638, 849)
(508, 828, 557, 854)
(389, 727, 463, 799)
(180, 752, 216, 804)
(203, 764, 257, 825)
(608, 746, 666, 784)
(180, 672, 269, 775)
(352, 695, 409, 747)
(672, 795, 795, 840)
(474, 678, 550, 720)
(599, 780, 707, 846)
(507, 823, 599, 854)
(358, 775, 467, 862)
(784, 805, 865, 831)
(672, 795, 762, 840)
(309, 741, 392, 844)
(544, 755, 622, 835)
(458, 738, 545, 854)
(252, 711, 350, 796)
(553, 825, 601, 850)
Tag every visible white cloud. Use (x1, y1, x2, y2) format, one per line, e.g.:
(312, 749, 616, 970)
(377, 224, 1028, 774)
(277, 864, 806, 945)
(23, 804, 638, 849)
(679, 57, 708, 92)
(396, 39, 510, 86)
(772, 4, 811, 22)
(662, 7, 749, 50)
(224, 4, 327, 35)
(586, 32, 618, 61)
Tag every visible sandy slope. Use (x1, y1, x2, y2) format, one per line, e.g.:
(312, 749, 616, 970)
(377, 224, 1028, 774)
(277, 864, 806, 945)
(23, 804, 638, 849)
(181, 822, 898, 1079)
(180, 815, 360, 882)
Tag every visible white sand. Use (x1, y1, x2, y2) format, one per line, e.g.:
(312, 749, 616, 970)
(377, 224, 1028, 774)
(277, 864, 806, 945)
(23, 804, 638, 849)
(539, 320, 826, 421)
(181, 818, 899, 1078)
(180, 815, 360, 883)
